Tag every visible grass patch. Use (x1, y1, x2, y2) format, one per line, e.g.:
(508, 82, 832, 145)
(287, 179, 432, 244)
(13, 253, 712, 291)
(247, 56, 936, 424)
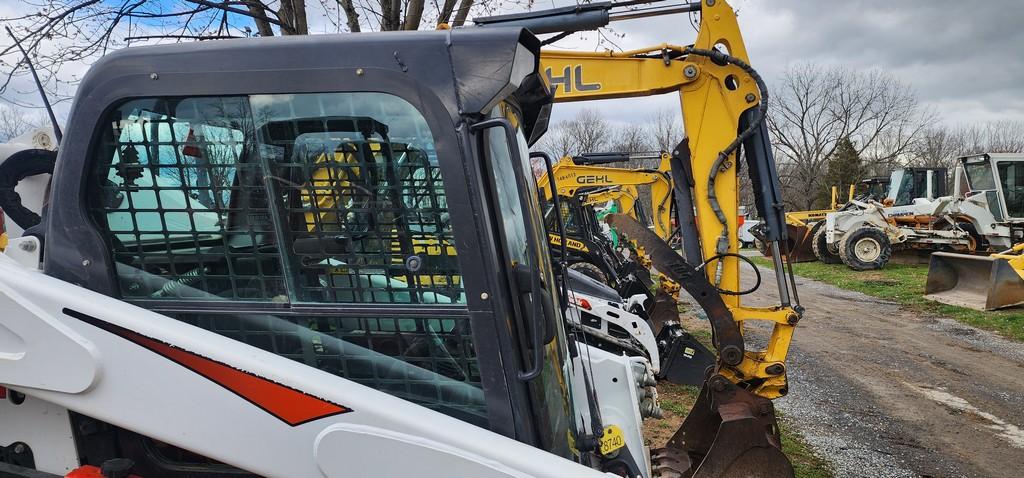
(645, 382, 833, 477)
(780, 417, 834, 478)
(751, 257, 1024, 341)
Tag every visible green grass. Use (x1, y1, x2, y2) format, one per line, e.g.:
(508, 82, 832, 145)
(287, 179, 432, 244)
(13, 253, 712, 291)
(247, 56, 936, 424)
(652, 383, 834, 478)
(751, 257, 1024, 341)
(780, 416, 834, 478)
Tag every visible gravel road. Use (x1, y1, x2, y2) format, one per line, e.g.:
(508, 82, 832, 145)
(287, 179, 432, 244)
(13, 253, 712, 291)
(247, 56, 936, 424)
(742, 270, 1024, 478)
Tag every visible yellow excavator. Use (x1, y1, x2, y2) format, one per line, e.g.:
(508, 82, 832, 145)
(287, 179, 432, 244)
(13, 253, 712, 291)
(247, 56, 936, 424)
(538, 152, 674, 240)
(480, 1, 805, 472)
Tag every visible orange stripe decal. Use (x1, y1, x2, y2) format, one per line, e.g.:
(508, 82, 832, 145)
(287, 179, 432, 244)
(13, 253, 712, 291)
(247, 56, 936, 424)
(64, 308, 350, 426)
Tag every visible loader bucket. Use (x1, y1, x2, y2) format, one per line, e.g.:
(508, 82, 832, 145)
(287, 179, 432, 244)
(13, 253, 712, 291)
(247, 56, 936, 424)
(925, 252, 1024, 311)
(760, 223, 817, 263)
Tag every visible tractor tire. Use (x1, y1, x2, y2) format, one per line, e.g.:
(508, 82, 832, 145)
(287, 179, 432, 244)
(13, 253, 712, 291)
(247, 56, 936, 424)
(839, 227, 892, 271)
(812, 225, 842, 264)
(569, 261, 610, 285)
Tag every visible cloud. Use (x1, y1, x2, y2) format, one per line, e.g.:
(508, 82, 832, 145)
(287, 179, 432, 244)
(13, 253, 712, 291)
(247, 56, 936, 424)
(538, 0, 1024, 127)
(2, 0, 1020, 130)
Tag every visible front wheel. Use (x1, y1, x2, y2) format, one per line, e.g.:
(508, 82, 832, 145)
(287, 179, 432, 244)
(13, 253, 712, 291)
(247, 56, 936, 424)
(812, 225, 842, 264)
(838, 227, 892, 271)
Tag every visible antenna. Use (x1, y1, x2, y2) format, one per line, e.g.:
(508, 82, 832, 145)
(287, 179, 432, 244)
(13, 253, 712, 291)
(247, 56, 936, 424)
(5, 26, 63, 144)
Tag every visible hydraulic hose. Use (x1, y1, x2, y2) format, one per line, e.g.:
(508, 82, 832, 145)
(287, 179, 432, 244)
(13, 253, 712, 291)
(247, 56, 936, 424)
(682, 46, 769, 285)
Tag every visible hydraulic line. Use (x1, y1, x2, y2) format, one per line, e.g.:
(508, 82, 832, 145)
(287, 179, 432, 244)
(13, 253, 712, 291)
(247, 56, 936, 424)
(682, 46, 770, 286)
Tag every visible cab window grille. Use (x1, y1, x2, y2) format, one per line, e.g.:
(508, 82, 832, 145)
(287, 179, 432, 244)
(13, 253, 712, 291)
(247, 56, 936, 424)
(90, 93, 465, 305)
(172, 311, 487, 427)
(87, 92, 485, 429)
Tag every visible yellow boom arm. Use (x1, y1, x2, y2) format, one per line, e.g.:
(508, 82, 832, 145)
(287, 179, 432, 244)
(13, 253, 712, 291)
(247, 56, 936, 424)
(539, 0, 798, 400)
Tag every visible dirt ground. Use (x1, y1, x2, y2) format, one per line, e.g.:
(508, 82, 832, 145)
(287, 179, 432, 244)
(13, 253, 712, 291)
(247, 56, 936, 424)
(733, 270, 1024, 478)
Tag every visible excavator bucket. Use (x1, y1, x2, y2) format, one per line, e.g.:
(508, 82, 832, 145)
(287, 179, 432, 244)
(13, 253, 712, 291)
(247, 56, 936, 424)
(925, 252, 1024, 311)
(759, 223, 817, 263)
(647, 289, 716, 386)
(653, 375, 793, 478)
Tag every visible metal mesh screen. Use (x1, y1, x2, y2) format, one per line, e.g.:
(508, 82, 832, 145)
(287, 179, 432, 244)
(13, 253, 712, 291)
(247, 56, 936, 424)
(173, 312, 487, 427)
(87, 93, 485, 427)
(90, 94, 465, 305)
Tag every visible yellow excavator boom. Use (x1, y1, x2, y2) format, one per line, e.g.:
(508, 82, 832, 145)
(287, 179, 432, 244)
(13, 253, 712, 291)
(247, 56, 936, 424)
(539, 0, 796, 402)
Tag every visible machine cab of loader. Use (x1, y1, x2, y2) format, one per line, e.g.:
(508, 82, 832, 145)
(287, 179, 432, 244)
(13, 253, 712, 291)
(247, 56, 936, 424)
(962, 153, 1024, 221)
(886, 167, 947, 206)
(2, 29, 618, 477)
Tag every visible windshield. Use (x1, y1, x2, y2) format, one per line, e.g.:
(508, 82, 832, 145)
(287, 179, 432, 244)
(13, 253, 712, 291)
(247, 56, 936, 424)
(485, 104, 576, 459)
(997, 160, 1024, 218)
(965, 160, 997, 191)
(888, 169, 915, 205)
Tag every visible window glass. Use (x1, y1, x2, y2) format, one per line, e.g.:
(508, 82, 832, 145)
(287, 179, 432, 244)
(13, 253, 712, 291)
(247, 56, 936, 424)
(92, 97, 286, 301)
(484, 105, 575, 459)
(965, 161, 996, 191)
(249, 93, 462, 304)
(90, 94, 463, 304)
(89, 93, 483, 427)
(997, 161, 1024, 218)
(173, 311, 486, 427)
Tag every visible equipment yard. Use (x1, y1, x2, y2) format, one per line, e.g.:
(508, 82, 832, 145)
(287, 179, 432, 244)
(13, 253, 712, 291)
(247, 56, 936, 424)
(3, 1, 1024, 477)
(729, 259, 1024, 477)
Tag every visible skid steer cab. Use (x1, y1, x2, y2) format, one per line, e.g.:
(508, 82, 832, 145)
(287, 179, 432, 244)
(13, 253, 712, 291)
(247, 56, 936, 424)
(0, 28, 666, 478)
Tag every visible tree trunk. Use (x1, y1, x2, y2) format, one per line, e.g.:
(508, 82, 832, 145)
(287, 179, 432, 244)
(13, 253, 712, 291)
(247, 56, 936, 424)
(245, 0, 275, 36)
(292, 0, 309, 34)
(402, 0, 425, 30)
(380, 0, 394, 30)
(277, 0, 296, 34)
(451, 0, 473, 26)
(437, 0, 458, 25)
(337, 0, 361, 32)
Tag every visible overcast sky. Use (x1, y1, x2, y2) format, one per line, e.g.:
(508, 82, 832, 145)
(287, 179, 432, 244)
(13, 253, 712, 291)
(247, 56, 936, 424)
(1, 0, 1021, 129)
(542, 0, 1024, 128)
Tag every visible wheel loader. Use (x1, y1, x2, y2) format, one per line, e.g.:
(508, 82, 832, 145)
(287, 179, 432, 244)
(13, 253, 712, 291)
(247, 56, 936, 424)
(0, 1, 802, 477)
(817, 166, 962, 270)
(925, 154, 1024, 310)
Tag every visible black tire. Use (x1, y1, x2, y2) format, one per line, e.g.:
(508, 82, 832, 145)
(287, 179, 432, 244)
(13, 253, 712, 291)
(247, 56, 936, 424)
(0, 149, 56, 230)
(812, 224, 842, 264)
(569, 261, 610, 284)
(838, 227, 891, 271)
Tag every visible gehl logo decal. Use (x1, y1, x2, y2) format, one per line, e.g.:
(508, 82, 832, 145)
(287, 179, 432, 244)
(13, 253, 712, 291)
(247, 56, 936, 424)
(545, 65, 601, 94)
(576, 175, 611, 184)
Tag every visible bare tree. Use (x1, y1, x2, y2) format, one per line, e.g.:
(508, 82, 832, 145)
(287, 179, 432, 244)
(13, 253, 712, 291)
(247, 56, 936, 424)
(647, 107, 682, 153)
(536, 108, 613, 159)
(611, 123, 652, 156)
(911, 120, 1024, 170)
(0, 105, 33, 142)
(0, 0, 510, 103)
(0, 105, 50, 142)
(769, 63, 934, 210)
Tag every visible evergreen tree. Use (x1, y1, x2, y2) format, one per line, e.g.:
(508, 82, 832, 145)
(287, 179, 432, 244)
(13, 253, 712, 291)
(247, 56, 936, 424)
(819, 137, 865, 207)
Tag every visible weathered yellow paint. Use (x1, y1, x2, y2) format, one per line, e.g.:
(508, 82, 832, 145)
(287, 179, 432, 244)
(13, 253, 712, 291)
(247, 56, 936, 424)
(540, 0, 798, 399)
